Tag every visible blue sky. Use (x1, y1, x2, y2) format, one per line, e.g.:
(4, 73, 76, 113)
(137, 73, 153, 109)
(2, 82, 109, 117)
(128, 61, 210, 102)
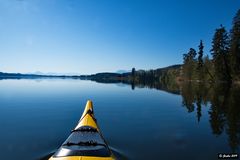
(0, 0, 239, 74)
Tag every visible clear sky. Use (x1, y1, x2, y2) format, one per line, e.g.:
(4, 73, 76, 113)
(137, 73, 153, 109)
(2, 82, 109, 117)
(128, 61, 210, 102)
(0, 0, 239, 74)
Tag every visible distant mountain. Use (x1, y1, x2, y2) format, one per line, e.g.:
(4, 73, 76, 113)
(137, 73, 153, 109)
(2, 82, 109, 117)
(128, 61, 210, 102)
(154, 64, 182, 72)
(31, 71, 45, 75)
(26, 71, 81, 76)
(115, 70, 130, 74)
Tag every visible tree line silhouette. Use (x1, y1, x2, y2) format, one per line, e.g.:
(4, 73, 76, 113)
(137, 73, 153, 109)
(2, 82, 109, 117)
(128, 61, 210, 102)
(182, 9, 240, 83)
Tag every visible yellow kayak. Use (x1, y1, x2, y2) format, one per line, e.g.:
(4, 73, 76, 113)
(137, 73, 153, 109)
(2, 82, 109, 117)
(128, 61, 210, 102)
(49, 100, 115, 160)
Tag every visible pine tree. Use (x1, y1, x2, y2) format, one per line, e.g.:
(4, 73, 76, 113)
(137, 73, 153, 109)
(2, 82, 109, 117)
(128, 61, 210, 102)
(198, 40, 204, 68)
(131, 67, 136, 82)
(182, 48, 197, 80)
(211, 25, 231, 82)
(131, 67, 136, 77)
(197, 40, 204, 80)
(229, 9, 240, 80)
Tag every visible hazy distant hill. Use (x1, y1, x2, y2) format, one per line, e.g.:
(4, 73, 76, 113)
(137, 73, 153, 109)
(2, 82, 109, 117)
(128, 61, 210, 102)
(115, 70, 130, 74)
(0, 65, 182, 94)
(0, 72, 71, 79)
(0, 64, 182, 82)
(85, 64, 182, 83)
(0, 72, 24, 77)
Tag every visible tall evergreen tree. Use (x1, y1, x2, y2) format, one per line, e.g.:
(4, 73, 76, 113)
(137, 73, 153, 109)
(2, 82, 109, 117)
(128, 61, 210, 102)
(229, 9, 240, 80)
(211, 25, 231, 82)
(197, 40, 204, 80)
(131, 67, 136, 77)
(182, 48, 197, 80)
(198, 40, 204, 68)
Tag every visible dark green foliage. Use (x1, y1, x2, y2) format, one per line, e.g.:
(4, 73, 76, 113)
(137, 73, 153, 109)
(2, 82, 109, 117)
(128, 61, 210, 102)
(130, 65, 181, 86)
(181, 9, 240, 83)
(131, 67, 135, 77)
(211, 25, 232, 82)
(203, 55, 214, 81)
(229, 9, 240, 80)
(197, 40, 204, 80)
(182, 44, 215, 82)
(80, 65, 182, 94)
(197, 40, 204, 68)
(182, 48, 197, 80)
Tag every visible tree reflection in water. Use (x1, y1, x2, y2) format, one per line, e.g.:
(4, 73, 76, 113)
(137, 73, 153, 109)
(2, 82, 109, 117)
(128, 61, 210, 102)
(85, 78, 240, 152)
(180, 82, 240, 152)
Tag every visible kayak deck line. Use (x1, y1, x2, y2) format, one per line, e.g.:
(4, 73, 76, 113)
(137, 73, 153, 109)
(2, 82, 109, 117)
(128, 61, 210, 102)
(71, 126, 98, 133)
(49, 100, 115, 160)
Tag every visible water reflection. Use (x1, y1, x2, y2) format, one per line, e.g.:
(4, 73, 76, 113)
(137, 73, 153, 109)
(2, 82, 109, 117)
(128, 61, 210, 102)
(131, 80, 240, 152)
(88, 77, 240, 152)
(181, 83, 240, 152)
(0, 78, 239, 159)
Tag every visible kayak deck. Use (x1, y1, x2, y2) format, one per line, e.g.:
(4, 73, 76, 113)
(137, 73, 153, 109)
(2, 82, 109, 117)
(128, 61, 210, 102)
(49, 100, 115, 160)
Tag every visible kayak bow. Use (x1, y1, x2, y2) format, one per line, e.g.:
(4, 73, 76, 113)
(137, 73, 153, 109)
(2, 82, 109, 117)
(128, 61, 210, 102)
(49, 100, 115, 160)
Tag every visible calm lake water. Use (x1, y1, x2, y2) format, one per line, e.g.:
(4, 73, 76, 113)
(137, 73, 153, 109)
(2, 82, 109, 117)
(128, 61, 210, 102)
(0, 79, 239, 160)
